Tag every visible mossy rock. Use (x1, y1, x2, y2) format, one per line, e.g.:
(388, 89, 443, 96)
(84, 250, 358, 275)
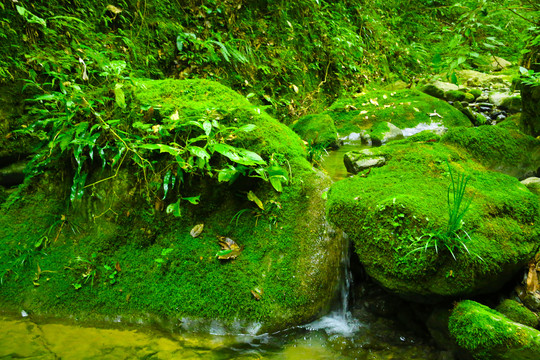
(456, 70, 512, 89)
(421, 81, 458, 99)
(442, 126, 540, 180)
(326, 140, 539, 302)
(0, 79, 343, 333)
(495, 299, 539, 328)
(449, 300, 540, 360)
(521, 178, 540, 196)
(444, 90, 466, 102)
(291, 114, 338, 148)
(324, 89, 471, 139)
(469, 88, 483, 99)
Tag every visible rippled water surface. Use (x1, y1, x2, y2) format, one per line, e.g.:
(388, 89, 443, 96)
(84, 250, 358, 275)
(1, 305, 442, 359)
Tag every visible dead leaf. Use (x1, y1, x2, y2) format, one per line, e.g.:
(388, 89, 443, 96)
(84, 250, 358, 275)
(115, 262, 121, 272)
(369, 98, 379, 106)
(190, 224, 204, 238)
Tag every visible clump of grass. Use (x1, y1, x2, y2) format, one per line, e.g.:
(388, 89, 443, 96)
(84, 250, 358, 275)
(409, 160, 481, 261)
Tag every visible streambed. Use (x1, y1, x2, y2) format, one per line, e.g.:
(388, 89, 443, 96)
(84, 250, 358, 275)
(0, 308, 442, 360)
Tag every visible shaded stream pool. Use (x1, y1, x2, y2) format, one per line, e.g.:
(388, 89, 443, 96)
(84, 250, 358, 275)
(0, 308, 443, 359)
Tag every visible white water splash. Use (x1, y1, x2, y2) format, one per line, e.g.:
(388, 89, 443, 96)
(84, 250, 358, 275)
(305, 311, 362, 337)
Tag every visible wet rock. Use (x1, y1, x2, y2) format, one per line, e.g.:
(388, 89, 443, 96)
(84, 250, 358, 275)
(456, 70, 512, 89)
(521, 177, 540, 196)
(488, 92, 522, 113)
(521, 291, 540, 312)
(370, 122, 404, 146)
(422, 81, 459, 99)
(449, 300, 540, 360)
(488, 56, 512, 72)
(343, 149, 386, 174)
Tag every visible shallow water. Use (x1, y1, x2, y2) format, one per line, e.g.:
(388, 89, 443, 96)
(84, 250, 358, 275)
(0, 309, 441, 360)
(320, 141, 368, 182)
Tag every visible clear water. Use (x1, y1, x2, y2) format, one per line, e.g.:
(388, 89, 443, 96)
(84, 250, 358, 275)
(0, 310, 441, 360)
(320, 141, 369, 182)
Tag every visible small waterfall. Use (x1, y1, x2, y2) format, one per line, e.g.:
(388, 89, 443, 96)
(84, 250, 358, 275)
(304, 233, 361, 337)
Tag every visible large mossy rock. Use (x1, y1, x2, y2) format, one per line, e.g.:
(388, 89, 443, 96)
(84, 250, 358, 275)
(0, 79, 343, 333)
(441, 125, 540, 179)
(449, 300, 540, 360)
(290, 113, 338, 148)
(324, 89, 471, 139)
(327, 136, 539, 302)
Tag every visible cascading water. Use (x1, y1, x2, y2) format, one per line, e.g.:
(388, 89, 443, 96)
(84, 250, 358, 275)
(304, 233, 362, 337)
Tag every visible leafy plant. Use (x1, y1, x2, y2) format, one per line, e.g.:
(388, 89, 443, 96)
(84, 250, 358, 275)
(519, 66, 540, 87)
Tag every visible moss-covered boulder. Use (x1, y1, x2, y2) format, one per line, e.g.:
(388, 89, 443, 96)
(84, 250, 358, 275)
(421, 81, 458, 100)
(449, 300, 540, 360)
(0, 79, 344, 333)
(495, 299, 539, 328)
(290, 114, 338, 149)
(442, 125, 540, 180)
(324, 89, 471, 140)
(327, 138, 539, 302)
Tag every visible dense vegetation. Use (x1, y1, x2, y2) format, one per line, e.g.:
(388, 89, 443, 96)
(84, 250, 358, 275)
(0, 0, 539, 354)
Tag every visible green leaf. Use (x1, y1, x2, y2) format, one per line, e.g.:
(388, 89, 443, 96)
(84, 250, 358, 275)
(176, 35, 184, 52)
(166, 200, 182, 217)
(235, 148, 266, 166)
(188, 146, 210, 160)
(247, 191, 264, 210)
(236, 124, 257, 133)
(269, 177, 283, 192)
(203, 120, 212, 136)
(182, 195, 200, 205)
(216, 249, 233, 258)
(162, 170, 172, 200)
(218, 166, 238, 183)
(114, 83, 126, 109)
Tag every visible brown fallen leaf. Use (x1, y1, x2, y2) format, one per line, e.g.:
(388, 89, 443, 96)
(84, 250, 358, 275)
(115, 262, 121, 272)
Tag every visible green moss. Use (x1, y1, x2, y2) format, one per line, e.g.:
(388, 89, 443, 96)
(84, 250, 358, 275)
(291, 114, 338, 148)
(326, 140, 539, 300)
(449, 300, 540, 359)
(469, 89, 483, 99)
(442, 126, 540, 178)
(495, 299, 539, 328)
(445, 90, 466, 102)
(463, 92, 476, 103)
(0, 80, 341, 332)
(325, 89, 471, 137)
